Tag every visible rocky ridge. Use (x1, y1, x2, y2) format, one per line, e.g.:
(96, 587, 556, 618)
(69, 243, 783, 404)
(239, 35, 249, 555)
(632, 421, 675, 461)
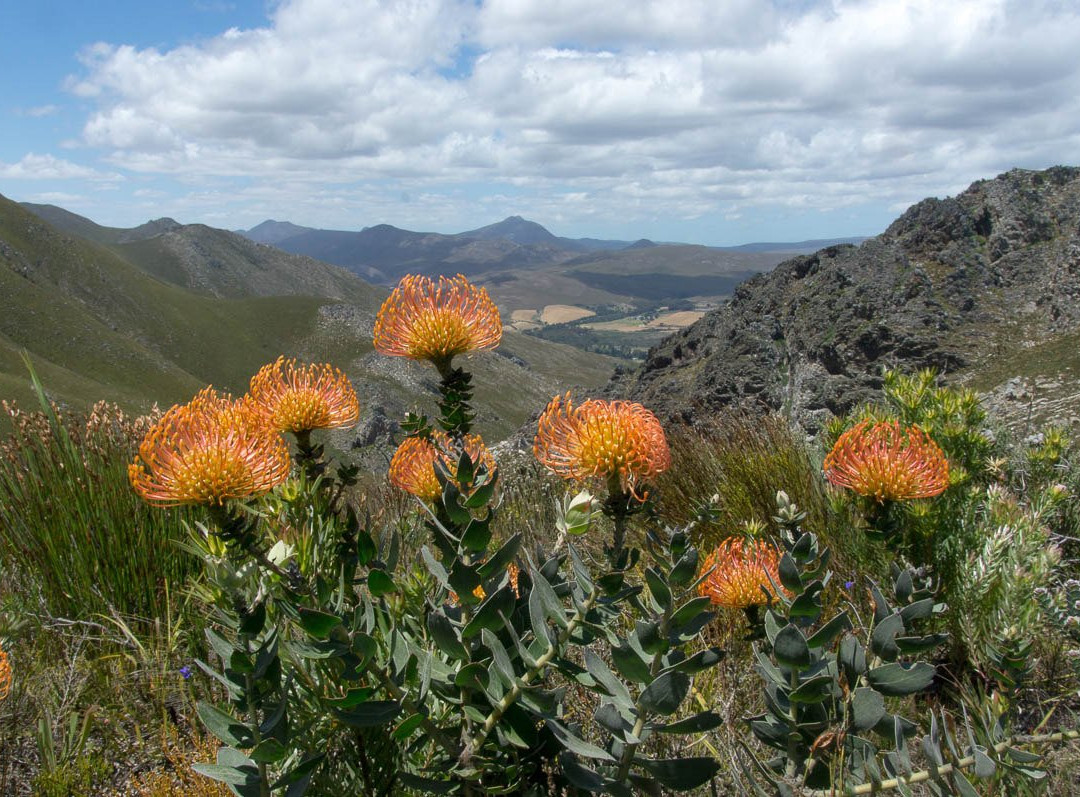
(611, 167, 1080, 431)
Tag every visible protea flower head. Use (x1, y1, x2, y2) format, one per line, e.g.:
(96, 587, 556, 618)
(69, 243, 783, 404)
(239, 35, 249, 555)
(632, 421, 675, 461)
(824, 420, 950, 502)
(0, 643, 10, 701)
(129, 387, 290, 506)
(388, 430, 495, 503)
(698, 537, 786, 609)
(247, 356, 359, 434)
(534, 393, 670, 498)
(373, 274, 502, 369)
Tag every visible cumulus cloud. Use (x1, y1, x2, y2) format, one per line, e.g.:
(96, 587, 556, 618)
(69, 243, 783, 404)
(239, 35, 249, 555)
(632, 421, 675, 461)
(0, 153, 121, 181)
(64, 0, 1080, 229)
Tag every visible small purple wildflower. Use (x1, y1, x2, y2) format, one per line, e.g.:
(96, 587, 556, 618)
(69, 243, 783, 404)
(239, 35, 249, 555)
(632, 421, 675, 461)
(844, 580, 855, 590)
(179, 665, 192, 680)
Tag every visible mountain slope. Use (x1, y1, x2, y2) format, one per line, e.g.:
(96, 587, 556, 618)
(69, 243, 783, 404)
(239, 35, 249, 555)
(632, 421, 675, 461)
(2, 196, 620, 449)
(611, 166, 1080, 430)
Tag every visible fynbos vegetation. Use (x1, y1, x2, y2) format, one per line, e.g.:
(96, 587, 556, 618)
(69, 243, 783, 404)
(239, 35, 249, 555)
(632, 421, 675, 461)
(1, 273, 1079, 794)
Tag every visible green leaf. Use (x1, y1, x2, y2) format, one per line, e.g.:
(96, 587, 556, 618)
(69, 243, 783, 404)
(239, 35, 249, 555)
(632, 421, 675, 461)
(656, 711, 724, 734)
(951, 770, 981, 797)
(894, 568, 913, 603)
(1006, 747, 1043, 765)
(867, 662, 937, 696)
(356, 529, 377, 566)
(531, 568, 569, 628)
(427, 609, 468, 661)
(463, 477, 498, 509)
(461, 517, 492, 552)
(807, 611, 852, 650)
(298, 608, 342, 639)
(271, 753, 325, 790)
(789, 674, 834, 703)
(191, 763, 259, 786)
(420, 546, 451, 590)
(250, 739, 287, 764)
(639, 670, 691, 716)
(455, 449, 475, 486)
(455, 662, 490, 692)
(851, 687, 886, 731)
(324, 687, 374, 708)
(894, 633, 947, 655)
(584, 648, 633, 705)
(239, 601, 266, 636)
(973, 748, 996, 778)
(333, 700, 401, 728)
(197, 701, 254, 748)
(900, 597, 936, 624)
(667, 647, 725, 675)
(206, 628, 236, 662)
(642, 757, 721, 791)
(397, 773, 459, 794)
(482, 629, 517, 689)
(773, 624, 811, 669)
(670, 596, 712, 628)
(839, 633, 866, 685)
(612, 641, 653, 684)
(669, 550, 698, 587)
(778, 553, 802, 593)
(558, 752, 606, 791)
(393, 713, 425, 740)
(462, 585, 516, 639)
(635, 619, 666, 655)
(644, 567, 672, 611)
(870, 613, 904, 661)
(367, 569, 395, 597)
(546, 720, 615, 761)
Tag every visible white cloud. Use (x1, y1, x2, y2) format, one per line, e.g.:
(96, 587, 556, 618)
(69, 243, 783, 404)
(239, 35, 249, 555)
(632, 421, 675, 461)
(62, 0, 1080, 230)
(0, 153, 122, 181)
(14, 105, 60, 118)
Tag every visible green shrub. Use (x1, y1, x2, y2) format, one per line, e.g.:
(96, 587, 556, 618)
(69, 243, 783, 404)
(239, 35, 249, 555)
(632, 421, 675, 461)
(0, 383, 197, 622)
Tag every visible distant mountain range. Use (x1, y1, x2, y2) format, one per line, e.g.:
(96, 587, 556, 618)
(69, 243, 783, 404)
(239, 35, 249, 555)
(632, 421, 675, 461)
(3, 198, 621, 454)
(237, 215, 866, 287)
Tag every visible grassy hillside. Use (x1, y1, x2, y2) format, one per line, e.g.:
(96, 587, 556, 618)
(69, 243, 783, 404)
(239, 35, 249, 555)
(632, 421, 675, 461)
(1, 195, 621, 443)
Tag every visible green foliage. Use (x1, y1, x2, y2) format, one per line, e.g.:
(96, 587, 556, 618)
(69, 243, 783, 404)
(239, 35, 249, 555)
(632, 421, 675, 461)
(825, 369, 1066, 670)
(179, 347, 731, 795)
(742, 492, 947, 792)
(0, 374, 197, 622)
(659, 413, 828, 547)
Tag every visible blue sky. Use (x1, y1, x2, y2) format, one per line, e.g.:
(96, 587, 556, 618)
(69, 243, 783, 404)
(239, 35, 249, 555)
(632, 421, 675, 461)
(2, 0, 1079, 246)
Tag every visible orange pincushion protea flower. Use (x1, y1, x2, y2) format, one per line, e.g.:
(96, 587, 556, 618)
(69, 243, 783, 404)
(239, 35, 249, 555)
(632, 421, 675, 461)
(0, 643, 11, 700)
(388, 431, 495, 503)
(824, 420, 950, 502)
(129, 387, 290, 506)
(373, 274, 502, 366)
(247, 356, 359, 433)
(698, 538, 786, 609)
(534, 393, 670, 497)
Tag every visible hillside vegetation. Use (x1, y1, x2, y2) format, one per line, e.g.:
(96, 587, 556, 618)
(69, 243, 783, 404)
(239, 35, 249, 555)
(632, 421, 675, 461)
(3, 197, 620, 445)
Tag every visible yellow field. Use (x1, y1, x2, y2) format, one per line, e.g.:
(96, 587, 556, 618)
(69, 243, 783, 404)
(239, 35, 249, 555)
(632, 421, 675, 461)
(540, 305, 596, 324)
(583, 310, 705, 333)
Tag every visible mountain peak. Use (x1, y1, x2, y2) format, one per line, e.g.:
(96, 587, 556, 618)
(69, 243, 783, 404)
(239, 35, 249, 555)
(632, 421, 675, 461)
(458, 216, 559, 246)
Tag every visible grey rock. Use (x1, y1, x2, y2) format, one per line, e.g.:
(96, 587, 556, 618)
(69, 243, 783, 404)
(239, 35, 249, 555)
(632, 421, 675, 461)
(611, 167, 1080, 431)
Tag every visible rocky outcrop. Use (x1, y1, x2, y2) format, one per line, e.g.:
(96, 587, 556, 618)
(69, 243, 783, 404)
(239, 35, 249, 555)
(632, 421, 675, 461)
(611, 167, 1080, 430)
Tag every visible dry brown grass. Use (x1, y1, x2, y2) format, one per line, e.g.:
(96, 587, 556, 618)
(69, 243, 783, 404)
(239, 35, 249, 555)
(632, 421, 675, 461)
(540, 304, 596, 325)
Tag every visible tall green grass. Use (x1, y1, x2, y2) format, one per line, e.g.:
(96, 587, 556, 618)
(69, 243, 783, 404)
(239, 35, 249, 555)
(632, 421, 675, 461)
(0, 378, 196, 622)
(655, 411, 889, 579)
